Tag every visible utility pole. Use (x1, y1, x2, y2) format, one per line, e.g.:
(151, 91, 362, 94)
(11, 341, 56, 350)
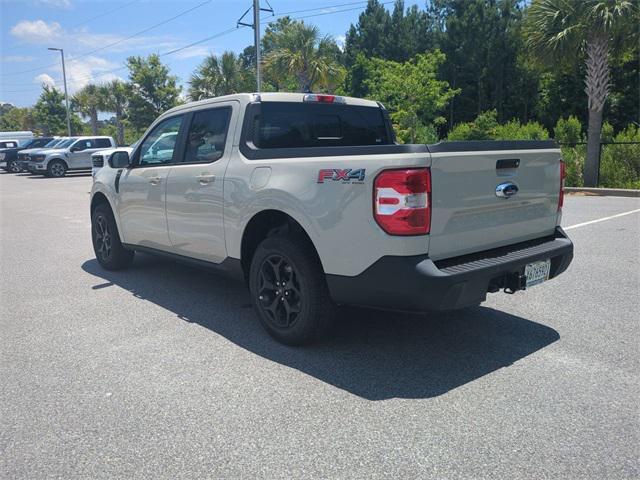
(48, 47, 72, 137)
(237, 0, 273, 92)
(253, 0, 261, 92)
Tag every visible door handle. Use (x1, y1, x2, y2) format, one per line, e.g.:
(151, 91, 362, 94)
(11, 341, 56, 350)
(149, 176, 162, 185)
(197, 174, 215, 185)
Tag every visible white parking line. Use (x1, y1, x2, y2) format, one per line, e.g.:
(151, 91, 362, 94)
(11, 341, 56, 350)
(565, 208, 640, 230)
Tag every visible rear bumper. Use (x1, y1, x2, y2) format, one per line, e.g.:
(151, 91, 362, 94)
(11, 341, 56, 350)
(326, 227, 573, 312)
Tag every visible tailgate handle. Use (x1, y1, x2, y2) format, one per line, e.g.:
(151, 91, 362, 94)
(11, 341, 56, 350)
(496, 158, 520, 169)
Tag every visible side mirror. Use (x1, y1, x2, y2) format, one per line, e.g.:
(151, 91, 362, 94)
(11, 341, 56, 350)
(109, 150, 131, 168)
(70, 146, 80, 152)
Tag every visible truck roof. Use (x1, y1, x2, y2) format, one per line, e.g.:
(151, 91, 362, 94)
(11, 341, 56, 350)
(164, 92, 381, 117)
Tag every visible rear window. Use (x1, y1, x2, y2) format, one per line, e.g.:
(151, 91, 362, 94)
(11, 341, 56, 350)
(95, 138, 112, 148)
(251, 102, 390, 149)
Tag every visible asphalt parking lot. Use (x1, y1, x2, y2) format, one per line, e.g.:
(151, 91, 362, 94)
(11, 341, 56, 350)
(1, 171, 639, 479)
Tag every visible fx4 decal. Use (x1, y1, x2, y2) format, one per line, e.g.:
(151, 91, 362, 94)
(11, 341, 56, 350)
(317, 168, 366, 184)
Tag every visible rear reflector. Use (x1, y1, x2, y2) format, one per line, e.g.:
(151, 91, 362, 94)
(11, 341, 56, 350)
(559, 160, 566, 210)
(303, 94, 346, 104)
(374, 168, 431, 235)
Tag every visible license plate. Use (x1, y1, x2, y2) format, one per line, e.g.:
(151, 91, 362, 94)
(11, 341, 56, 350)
(525, 259, 551, 288)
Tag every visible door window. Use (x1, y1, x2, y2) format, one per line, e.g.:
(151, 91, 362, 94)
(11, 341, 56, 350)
(94, 138, 112, 148)
(139, 116, 183, 166)
(73, 139, 94, 151)
(181, 107, 231, 164)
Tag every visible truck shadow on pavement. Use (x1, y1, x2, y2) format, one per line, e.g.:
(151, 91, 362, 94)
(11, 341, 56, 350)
(82, 254, 560, 401)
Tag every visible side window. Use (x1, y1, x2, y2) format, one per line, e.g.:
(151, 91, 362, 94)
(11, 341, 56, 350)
(181, 107, 231, 164)
(76, 140, 94, 151)
(139, 116, 183, 166)
(94, 138, 112, 148)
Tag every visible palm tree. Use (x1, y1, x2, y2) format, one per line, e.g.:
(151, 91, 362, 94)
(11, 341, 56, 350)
(99, 80, 129, 146)
(264, 21, 344, 93)
(188, 52, 254, 101)
(72, 84, 101, 135)
(525, 0, 637, 187)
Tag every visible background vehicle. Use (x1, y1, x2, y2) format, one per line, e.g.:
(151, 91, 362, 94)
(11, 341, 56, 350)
(19, 138, 72, 173)
(0, 131, 33, 146)
(29, 136, 115, 177)
(0, 137, 55, 172)
(91, 93, 573, 345)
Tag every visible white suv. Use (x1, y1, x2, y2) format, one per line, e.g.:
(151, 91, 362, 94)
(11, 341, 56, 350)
(29, 136, 115, 177)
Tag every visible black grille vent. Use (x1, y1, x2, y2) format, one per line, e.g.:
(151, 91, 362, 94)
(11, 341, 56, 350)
(92, 155, 104, 168)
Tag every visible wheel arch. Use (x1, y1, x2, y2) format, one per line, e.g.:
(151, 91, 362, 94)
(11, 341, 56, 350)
(48, 157, 68, 169)
(240, 209, 323, 281)
(90, 190, 125, 243)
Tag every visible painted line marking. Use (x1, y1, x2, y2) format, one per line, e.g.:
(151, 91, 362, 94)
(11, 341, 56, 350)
(564, 208, 640, 230)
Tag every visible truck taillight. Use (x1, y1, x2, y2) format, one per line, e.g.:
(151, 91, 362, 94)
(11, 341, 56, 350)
(558, 160, 566, 210)
(303, 94, 345, 104)
(374, 168, 431, 235)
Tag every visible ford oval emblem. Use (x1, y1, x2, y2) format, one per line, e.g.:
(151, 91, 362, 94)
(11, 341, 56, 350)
(495, 182, 519, 198)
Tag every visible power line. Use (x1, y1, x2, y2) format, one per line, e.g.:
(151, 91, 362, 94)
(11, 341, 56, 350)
(0, 0, 212, 77)
(2, 1, 388, 95)
(1, 0, 141, 54)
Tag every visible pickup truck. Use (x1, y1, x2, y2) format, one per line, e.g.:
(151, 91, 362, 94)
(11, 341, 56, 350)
(29, 136, 115, 177)
(90, 92, 573, 345)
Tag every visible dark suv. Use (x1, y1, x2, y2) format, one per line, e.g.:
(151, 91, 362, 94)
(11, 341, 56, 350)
(1, 137, 55, 173)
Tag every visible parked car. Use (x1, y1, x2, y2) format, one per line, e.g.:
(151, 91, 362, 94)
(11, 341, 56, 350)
(0, 137, 55, 172)
(28, 136, 115, 177)
(91, 92, 573, 345)
(91, 141, 139, 179)
(19, 138, 72, 173)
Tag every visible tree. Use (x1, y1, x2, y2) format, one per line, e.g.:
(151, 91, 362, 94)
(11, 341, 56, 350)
(360, 51, 458, 143)
(33, 85, 69, 135)
(264, 21, 344, 93)
(72, 84, 101, 135)
(188, 51, 254, 101)
(525, 0, 638, 186)
(0, 106, 36, 132)
(126, 54, 181, 132)
(99, 80, 130, 145)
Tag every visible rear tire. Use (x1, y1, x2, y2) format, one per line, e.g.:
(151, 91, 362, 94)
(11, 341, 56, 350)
(249, 234, 335, 345)
(91, 203, 134, 270)
(47, 160, 66, 177)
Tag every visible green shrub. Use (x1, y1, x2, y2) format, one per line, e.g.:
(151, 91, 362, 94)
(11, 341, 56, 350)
(554, 116, 583, 145)
(560, 145, 585, 187)
(599, 124, 640, 189)
(448, 110, 550, 141)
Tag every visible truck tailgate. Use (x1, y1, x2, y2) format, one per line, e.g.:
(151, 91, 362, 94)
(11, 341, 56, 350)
(428, 143, 561, 261)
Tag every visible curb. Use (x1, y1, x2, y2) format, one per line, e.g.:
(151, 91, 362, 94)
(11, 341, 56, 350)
(565, 187, 640, 198)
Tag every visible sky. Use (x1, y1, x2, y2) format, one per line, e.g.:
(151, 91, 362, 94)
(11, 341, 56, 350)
(0, 0, 420, 108)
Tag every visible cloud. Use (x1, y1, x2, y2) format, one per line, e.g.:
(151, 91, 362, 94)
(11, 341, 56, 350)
(34, 73, 56, 88)
(10, 20, 63, 44)
(61, 55, 124, 92)
(10, 19, 174, 54)
(34, 0, 73, 8)
(172, 46, 210, 60)
(335, 35, 346, 51)
(2, 55, 35, 63)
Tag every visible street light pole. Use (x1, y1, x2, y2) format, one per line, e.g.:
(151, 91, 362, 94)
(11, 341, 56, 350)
(48, 47, 72, 137)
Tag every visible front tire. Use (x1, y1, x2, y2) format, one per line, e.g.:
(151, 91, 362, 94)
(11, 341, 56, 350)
(47, 160, 66, 177)
(8, 161, 21, 173)
(91, 203, 134, 270)
(249, 234, 335, 345)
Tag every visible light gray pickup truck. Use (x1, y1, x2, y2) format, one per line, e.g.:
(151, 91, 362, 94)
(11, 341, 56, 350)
(90, 92, 573, 345)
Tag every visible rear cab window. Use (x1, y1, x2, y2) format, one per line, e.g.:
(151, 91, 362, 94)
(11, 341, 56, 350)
(247, 101, 391, 151)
